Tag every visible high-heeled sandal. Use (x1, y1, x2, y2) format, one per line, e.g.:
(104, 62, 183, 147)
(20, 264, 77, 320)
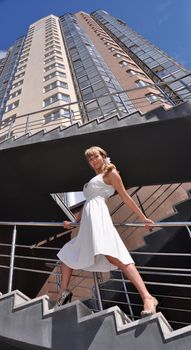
(55, 289, 73, 307)
(141, 296, 158, 317)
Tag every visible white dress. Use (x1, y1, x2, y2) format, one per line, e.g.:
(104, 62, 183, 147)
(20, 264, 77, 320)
(57, 173, 134, 272)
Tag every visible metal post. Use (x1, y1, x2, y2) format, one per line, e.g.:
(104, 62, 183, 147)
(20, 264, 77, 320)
(69, 106, 73, 125)
(121, 271, 135, 321)
(56, 261, 61, 293)
(186, 226, 191, 238)
(7, 118, 14, 138)
(93, 272, 103, 311)
(8, 225, 17, 293)
(25, 115, 30, 135)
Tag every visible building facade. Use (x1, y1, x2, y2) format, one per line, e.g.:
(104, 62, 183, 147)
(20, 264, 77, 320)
(0, 10, 191, 142)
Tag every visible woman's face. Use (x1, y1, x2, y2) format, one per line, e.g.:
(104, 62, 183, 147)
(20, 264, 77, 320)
(88, 151, 104, 173)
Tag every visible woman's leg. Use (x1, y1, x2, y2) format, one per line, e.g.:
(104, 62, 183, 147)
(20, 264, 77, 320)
(105, 255, 157, 311)
(58, 262, 73, 297)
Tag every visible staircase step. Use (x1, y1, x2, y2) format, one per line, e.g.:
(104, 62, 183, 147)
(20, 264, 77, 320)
(0, 289, 191, 349)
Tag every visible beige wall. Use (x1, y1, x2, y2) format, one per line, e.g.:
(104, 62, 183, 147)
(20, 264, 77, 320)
(2, 15, 81, 138)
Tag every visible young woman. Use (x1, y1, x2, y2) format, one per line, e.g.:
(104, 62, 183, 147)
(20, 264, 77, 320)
(56, 146, 158, 316)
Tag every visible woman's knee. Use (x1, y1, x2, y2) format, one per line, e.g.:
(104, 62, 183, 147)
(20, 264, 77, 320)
(105, 255, 123, 268)
(105, 255, 135, 271)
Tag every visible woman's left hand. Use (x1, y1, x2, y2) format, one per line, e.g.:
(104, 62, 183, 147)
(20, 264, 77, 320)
(142, 218, 155, 230)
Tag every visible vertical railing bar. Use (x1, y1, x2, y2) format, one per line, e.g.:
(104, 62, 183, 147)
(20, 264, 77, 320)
(8, 225, 17, 293)
(93, 272, 103, 311)
(25, 115, 30, 135)
(186, 225, 191, 238)
(7, 118, 14, 138)
(120, 271, 135, 321)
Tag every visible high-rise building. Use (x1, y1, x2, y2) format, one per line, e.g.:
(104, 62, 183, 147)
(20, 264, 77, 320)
(0, 10, 191, 142)
(0, 11, 191, 340)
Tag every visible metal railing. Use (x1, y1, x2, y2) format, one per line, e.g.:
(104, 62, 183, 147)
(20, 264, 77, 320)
(0, 77, 182, 143)
(0, 219, 191, 328)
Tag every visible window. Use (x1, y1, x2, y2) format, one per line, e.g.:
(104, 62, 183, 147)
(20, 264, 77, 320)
(128, 62, 138, 69)
(44, 50, 62, 58)
(113, 53, 121, 58)
(44, 62, 65, 72)
(18, 59, 28, 66)
(0, 115, 16, 128)
(12, 80, 23, 89)
(105, 42, 112, 46)
(126, 69, 137, 76)
(14, 72, 25, 80)
(152, 65, 165, 73)
(146, 93, 159, 103)
(119, 60, 128, 67)
(108, 47, 116, 52)
(126, 69, 146, 78)
(44, 56, 56, 65)
(43, 93, 70, 107)
(129, 44, 138, 50)
(44, 80, 68, 92)
(17, 64, 26, 72)
(5, 100, 19, 112)
(44, 70, 66, 81)
(9, 89, 22, 99)
(20, 53, 29, 60)
(44, 108, 73, 124)
(44, 55, 63, 65)
(135, 80, 150, 88)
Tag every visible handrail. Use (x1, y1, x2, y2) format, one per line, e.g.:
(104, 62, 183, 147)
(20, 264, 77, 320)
(0, 220, 191, 227)
(1, 218, 191, 321)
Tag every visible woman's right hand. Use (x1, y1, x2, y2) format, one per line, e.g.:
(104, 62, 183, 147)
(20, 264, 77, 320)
(63, 220, 73, 229)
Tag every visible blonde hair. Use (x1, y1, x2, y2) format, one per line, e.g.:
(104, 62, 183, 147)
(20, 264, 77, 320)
(85, 146, 116, 175)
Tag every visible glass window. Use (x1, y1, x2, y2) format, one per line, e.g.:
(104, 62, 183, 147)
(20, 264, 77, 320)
(119, 60, 128, 67)
(12, 80, 23, 89)
(17, 64, 26, 72)
(0, 115, 16, 128)
(126, 69, 137, 76)
(92, 81, 105, 91)
(95, 87, 108, 97)
(135, 80, 150, 88)
(113, 53, 121, 58)
(9, 89, 22, 99)
(44, 108, 73, 124)
(145, 93, 159, 103)
(177, 88, 190, 97)
(43, 93, 70, 107)
(14, 72, 25, 80)
(44, 62, 65, 72)
(172, 70, 186, 79)
(108, 47, 116, 52)
(5, 100, 19, 112)
(152, 65, 165, 73)
(86, 100, 98, 111)
(44, 70, 66, 81)
(44, 80, 68, 92)
(45, 50, 62, 58)
(101, 102, 116, 115)
(181, 76, 191, 85)
(98, 95, 112, 106)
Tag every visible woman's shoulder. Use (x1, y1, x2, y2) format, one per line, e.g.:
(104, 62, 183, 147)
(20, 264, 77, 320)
(104, 168, 121, 185)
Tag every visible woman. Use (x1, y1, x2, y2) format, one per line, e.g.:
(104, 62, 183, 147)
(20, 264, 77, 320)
(56, 146, 158, 316)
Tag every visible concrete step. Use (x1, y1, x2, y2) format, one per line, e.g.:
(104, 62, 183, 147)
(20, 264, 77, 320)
(0, 290, 191, 349)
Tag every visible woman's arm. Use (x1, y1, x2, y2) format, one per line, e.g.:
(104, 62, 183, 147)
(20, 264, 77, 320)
(75, 207, 83, 222)
(105, 169, 154, 227)
(63, 206, 83, 229)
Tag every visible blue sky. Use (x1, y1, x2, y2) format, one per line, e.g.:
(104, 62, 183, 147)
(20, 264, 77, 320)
(0, 0, 191, 70)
